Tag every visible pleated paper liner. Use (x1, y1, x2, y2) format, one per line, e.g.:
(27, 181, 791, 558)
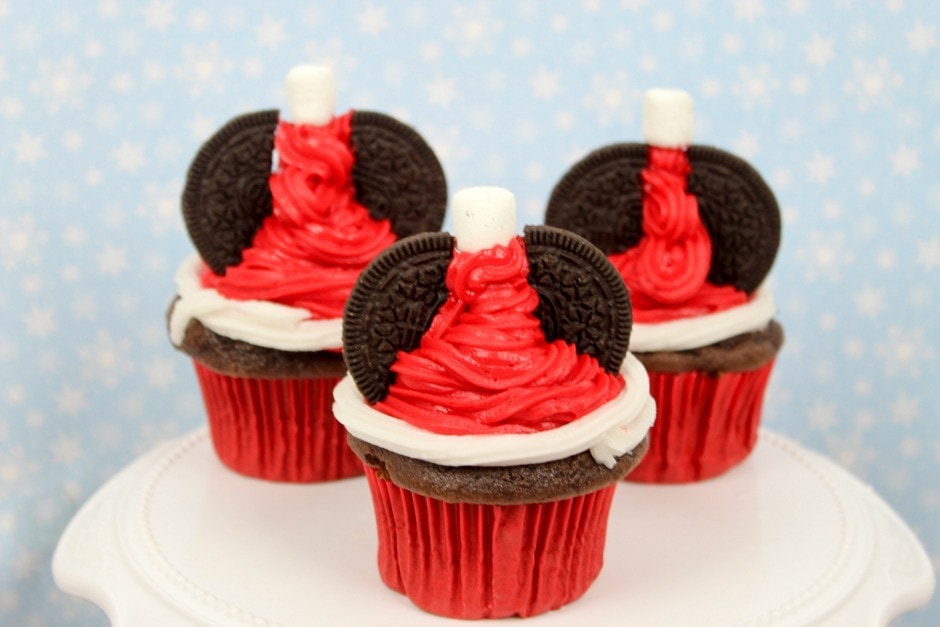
(193, 361, 363, 482)
(626, 359, 777, 484)
(363, 467, 617, 619)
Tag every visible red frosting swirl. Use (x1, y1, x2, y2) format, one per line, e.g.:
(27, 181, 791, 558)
(609, 146, 748, 322)
(375, 237, 625, 436)
(201, 113, 397, 320)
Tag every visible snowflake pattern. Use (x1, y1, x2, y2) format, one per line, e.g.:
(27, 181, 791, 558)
(0, 2, 938, 625)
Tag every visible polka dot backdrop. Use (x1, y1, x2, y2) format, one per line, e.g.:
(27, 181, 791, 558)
(0, 1, 937, 624)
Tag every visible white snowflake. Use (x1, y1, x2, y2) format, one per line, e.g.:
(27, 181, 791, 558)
(890, 143, 920, 177)
(96, 243, 129, 276)
(118, 30, 143, 55)
(421, 124, 471, 165)
(467, 104, 495, 132)
(554, 110, 575, 131)
(808, 399, 838, 431)
(843, 57, 902, 111)
(824, 432, 878, 479)
(875, 247, 897, 270)
(732, 131, 760, 158)
(94, 423, 123, 450)
(173, 41, 234, 97)
(805, 151, 836, 183)
(511, 116, 538, 143)
(50, 432, 84, 465)
(722, 34, 743, 55)
(255, 15, 287, 49)
(12, 132, 45, 165)
(443, 3, 505, 57)
(3, 384, 25, 406)
(144, 357, 177, 389)
(620, 0, 649, 11)
(804, 34, 835, 69)
(136, 181, 181, 235)
(581, 70, 641, 129)
(79, 330, 134, 388)
(898, 438, 921, 461)
(187, 8, 209, 31)
(732, 0, 765, 22)
(916, 236, 940, 270)
(1, 214, 46, 270)
(639, 54, 658, 73)
(356, 4, 388, 35)
(12, 24, 40, 51)
(112, 140, 147, 173)
(23, 305, 56, 339)
(874, 325, 933, 378)
(530, 66, 561, 101)
(678, 36, 705, 63)
(891, 393, 921, 427)
(141, 0, 175, 31)
(426, 75, 460, 107)
(795, 229, 853, 282)
(731, 64, 780, 109)
(512, 36, 533, 57)
(854, 284, 886, 317)
(303, 37, 359, 77)
(844, 338, 865, 359)
(54, 384, 87, 416)
(907, 20, 937, 55)
(1, 96, 23, 119)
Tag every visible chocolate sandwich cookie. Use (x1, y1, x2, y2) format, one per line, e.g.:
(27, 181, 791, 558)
(343, 225, 631, 404)
(545, 143, 781, 293)
(183, 109, 447, 276)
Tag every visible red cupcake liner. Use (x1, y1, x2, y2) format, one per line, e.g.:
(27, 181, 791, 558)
(363, 467, 616, 619)
(627, 359, 777, 484)
(193, 361, 363, 482)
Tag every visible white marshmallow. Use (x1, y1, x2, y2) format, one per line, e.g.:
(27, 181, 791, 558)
(452, 187, 517, 253)
(642, 88, 694, 148)
(284, 64, 336, 126)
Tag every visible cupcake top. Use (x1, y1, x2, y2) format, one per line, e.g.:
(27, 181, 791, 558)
(169, 64, 447, 353)
(545, 89, 780, 353)
(335, 187, 655, 469)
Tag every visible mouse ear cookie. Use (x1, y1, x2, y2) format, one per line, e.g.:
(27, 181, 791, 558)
(545, 142, 780, 293)
(342, 232, 455, 404)
(342, 225, 631, 404)
(182, 110, 447, 276)
(522, 225, 631, 374)
(350, 111, 448, 238)
(183, 110, 280, 275)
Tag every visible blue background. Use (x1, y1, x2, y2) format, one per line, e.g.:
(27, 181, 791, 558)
(1, 1, 938, 624)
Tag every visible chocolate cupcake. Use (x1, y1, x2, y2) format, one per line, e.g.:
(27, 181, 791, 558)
(335, 187, 655, 618)
(546, 89, 783, 483)
(167, 65, 447, 482)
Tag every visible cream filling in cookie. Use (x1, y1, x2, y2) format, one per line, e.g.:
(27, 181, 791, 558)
(333, 352, 655, 469)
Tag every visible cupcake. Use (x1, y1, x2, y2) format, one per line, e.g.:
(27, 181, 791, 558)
(167, 65, 447, 482)
(545, 89, 783, 483)
(335, 187, 655, 618)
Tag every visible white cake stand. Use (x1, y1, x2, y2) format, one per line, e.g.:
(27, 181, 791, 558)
(52, 429, 935, 627)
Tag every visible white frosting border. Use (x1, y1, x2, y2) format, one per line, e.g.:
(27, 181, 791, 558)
(333, 352, 656, 468)
(629, 283, 776, 353)
(168, 254, 342, 352)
